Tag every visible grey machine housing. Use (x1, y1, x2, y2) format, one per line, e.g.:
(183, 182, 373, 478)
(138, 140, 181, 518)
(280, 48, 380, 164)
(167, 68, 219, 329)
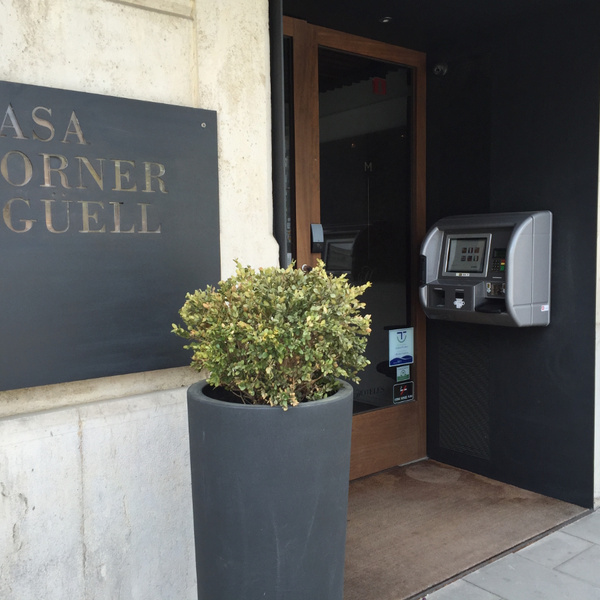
(419, 211, 552, 327)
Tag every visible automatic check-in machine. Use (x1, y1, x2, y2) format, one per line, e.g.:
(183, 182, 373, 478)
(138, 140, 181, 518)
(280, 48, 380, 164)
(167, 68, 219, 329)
(419, 211, 552, 327)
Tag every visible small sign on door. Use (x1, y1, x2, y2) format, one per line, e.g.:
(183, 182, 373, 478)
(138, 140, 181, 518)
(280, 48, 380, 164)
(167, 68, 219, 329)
(393, 381, 414, 404)
(389, 327, 414, 366)
(396, 365, 410, 382)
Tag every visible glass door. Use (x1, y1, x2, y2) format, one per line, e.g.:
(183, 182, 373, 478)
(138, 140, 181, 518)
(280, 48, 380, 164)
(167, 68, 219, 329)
(319, 47, 411, 413)
(283, 18, 427, 479)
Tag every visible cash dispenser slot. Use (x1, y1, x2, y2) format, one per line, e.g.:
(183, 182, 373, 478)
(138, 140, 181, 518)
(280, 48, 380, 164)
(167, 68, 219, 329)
(476, 300, 506, 314)
(431, 287, 445, 307)
(419, 211, 552, 327)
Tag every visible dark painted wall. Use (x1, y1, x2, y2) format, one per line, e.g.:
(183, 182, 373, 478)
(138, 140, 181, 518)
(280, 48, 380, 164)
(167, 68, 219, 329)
(426, 4, 600, 506)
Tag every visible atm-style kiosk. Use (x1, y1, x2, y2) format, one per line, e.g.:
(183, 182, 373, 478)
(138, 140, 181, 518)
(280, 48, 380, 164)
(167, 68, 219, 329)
(419, 211, 552, 326)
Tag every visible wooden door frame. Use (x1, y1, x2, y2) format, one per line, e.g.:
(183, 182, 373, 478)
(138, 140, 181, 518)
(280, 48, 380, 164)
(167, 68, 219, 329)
(283, 17, 427, 479)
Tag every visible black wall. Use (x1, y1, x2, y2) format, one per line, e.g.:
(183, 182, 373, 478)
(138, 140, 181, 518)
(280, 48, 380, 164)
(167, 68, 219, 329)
(426, 4, 600, 506)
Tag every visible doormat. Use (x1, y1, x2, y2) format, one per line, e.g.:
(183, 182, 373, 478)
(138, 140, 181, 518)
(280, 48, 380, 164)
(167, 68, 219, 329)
(344, 460, 585, 600)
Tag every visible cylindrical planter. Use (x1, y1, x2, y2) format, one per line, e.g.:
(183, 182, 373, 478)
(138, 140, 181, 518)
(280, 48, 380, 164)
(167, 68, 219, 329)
(187, 380, 354, 600)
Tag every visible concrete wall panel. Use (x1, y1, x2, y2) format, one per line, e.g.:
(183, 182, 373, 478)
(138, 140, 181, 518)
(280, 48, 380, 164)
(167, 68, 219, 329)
(0, 0, 275, 596)
(0, 390, 196, 599)
(0, 410, 84, 599)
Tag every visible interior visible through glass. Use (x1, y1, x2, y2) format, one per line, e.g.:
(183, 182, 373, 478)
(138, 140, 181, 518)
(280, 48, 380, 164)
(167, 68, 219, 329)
(318, 47, 412, 413)
(283, 36, 295, 266)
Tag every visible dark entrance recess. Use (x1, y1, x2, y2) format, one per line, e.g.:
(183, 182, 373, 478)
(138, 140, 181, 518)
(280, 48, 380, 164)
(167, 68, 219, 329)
(271, 0, 600, 506)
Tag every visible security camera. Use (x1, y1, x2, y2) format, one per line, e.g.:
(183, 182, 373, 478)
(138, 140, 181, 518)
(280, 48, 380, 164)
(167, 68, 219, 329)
(433, 63, 448, 76)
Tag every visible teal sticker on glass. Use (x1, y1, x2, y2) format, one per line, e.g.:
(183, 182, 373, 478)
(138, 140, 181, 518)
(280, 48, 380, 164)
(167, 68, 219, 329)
(396, 365, 410, 382)
(389, 327, 414, 367)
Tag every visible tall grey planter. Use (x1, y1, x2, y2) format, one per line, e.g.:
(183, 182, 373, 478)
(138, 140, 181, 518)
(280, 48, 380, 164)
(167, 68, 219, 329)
(187, 380, 354, 600)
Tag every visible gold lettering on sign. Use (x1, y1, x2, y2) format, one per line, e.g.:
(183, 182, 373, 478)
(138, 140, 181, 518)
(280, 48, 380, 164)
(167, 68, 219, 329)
(0, 103, 173, 237)
(0, 105, 26, 139)
(109, 202, 135, 234)
(61, 111, 87, 145)
(138, 203, 161, 233)
(42, 199, 71, 234)
(3, 197, 36, 232)
(143, 162, 167, 193)
(79, 200, 106, 233)
(32, 106, 55, 142)
(41, 153, 71, 188)
(1, 151, 33, 186)
(112, 160, 137, 192)
(76, 156, 104, 190)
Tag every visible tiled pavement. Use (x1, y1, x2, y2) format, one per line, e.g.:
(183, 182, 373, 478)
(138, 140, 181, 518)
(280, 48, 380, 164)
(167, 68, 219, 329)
(425, 510, 600, 600)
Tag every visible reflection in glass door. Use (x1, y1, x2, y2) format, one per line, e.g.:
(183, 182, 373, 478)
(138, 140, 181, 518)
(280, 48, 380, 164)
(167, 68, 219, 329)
(282, 17, 427, 479)
(318, 48, 412, 413)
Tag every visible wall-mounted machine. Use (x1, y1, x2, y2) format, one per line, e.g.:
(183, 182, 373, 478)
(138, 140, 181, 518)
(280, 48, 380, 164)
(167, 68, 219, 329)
(419, 211, 552, 326)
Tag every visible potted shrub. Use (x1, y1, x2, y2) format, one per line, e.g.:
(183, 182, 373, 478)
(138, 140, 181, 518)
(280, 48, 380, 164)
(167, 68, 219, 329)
(173, 260, 371, 600)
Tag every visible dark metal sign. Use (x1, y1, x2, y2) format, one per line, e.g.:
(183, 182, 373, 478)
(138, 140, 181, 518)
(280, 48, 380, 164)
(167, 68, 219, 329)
(0, 81, 220, 390)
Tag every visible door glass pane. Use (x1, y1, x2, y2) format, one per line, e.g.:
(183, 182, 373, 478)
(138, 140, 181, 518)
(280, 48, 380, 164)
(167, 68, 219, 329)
(283, 36, 295, 266)
(318, 47, 412, 413)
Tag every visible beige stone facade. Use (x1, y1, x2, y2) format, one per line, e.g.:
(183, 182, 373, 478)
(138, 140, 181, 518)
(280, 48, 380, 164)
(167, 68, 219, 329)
(0, 1, 275, 597)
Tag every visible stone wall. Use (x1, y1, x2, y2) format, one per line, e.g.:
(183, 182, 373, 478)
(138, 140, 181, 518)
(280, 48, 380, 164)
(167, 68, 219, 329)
(0, 0, 276, 597)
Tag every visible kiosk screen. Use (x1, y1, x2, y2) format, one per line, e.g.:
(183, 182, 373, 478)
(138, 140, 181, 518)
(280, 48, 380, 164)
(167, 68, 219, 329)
(446, 237, 487, 273)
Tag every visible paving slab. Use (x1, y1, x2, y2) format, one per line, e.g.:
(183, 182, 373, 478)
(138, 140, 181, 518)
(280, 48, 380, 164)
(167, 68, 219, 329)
(464, 554, 600, 600)
(561, 512, 600, 544)
(556, 543, 600, 587)
(425, 579, 504, 599)
(518, 531, 593, 568)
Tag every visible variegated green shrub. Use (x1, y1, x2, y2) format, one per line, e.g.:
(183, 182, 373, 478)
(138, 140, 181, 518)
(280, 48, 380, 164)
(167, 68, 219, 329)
(172, 260, 371, 408)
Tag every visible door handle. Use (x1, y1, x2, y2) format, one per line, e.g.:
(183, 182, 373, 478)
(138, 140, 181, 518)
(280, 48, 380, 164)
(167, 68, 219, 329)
(311, 223, 324, 254)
